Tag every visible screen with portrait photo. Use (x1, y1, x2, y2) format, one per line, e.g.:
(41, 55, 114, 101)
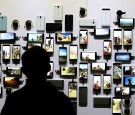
(12, 45, 21, 60)
(69, 45, 78, 60)
(56, 33, 72, 43)
(115, 53, 131, 62)
(0, 33, 15, 41)
(93, 75, 101, 90)
(2, 45, 10, 60)
(79, 63, 88, 81)
(27, 33, 44, 43)
(94, 28, 110, 37)
(124, 76, 135, 88)
(68, 82, 77, 99)
(91, 62, 106, 72)
(45, 37, 54, 53)
(113, 63, 122, 80)
(123, 66, 135, 75)
(113, 29, 122, 46)
(103, 40, 112, 56)
(47, 61, 53, 78)
(103, 75, 111, 90)
(79, 30, 88, 45)
(124, 30, 132, 46)
(81, 52, 96, 61)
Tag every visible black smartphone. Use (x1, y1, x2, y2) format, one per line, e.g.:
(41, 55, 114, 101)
(47, 61, 53, 79)
(12, 45, 21, 60)
(79, 63, 88, 82)
(59, 47, 67, 63)
(103, 40, 112, 58)
(113, 29, 122, 46)
(2, 45, 10, 60)
(93, 75, 101, 91)
(79, 30, 88, 45)
(69, 45, 78, 61)
(113, 63, 122, 80)
(103, 74, 111, 90)
(45, 37, 54, 53)
(79, 87, 87, 107)
(68, 82, 77, 99)
(115, 87, 131, 97)
(123, 29, 133, 47)
(123, 66, 135, 75)
(112, 97, 122, 115)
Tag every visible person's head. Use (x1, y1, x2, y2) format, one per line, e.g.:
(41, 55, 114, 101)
(21, 46, 50, 80)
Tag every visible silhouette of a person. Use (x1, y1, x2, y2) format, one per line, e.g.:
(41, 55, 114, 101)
(1, 46, 75, 115)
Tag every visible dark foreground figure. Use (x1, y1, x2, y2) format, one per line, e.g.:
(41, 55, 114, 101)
(1, 46, 75, 115)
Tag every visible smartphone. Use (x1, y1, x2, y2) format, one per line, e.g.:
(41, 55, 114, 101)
(79, 63, 88, 81)
(113, 29, 122, 46)
(69, 45, 78, 61)
(45, 37, 54, 53)
(103, 40, 112, 57)
(113, 63, 122, 81)
(68, 82, 77, 99)
(79, 87, 87, 107)
(80, 52, 96, 61)
(27, 43, 42, 49)
(123, 66, 135, 75)
(12, 45, 21, 60)
(123, 29, 133, 47)
(2, 45, 10, 60)
(112, 97, 122, 115)
(47, 61, 53, 79)
(59, 47, 67, 63)
(79, 30, 88, 45)
(93, 75, 101, 90)
(103, 74, 111, 90)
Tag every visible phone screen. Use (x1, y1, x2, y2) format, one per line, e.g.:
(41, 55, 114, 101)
(69, 45, 78, 60)
(2, 45, 10, 60)
(59, 47, 67, 63)
(79, 30, 88, 45)
(68, 82, 77, 99)
(45, 37, 54, 53)
(103, 75, 111, 90)
(113, 63, 122, 80)
(113, 29, 122, 46)
(12, 45, 21, 60)
(103, 40, 112, 57)
(47, 61, 53, 78)
(124, 29, 133, 46)
(79, 63, 88, 81)
(93, 75, 101, 90)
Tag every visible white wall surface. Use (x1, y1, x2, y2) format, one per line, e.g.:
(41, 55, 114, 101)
(0, 0, 135, 115)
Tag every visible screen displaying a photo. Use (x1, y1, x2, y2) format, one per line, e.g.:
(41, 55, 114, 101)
(124, 30, 132, 46)
(113, 29, 122, 46)
(113, 63, 122, 80)
(93, 75, 101, 90)
(91, 63, 106, 72)
(103, 40, 112, 56)
(119, 18, 134, 28)
(0, 33, 15, 41)
(27, 33, 44, 43)
(69, 45, 78, 60)
(47, 61, 53, 78)
(56, 33, 72, 43)
(124, 76, 135, 87)
(59, 47, 67, 63)
(79, 30, 88, 45)
(123, 66, 135, 75)
(68, 82, 77, 99)
(115, 53, 131, 62)
(115, 87, 130, 96)
(112, 98, 122, 114)
(2, 45, 10, 60)
(27, 43, 42, 49)
(45, 37, 54, 53)
(7, 66, 22, 77)
(12, 45, 20, 60)
(81, 52, 96, 61)
(79, 63, 88, 81)
(103, 75, 111, 89)
(60, 67, 77, 76)
(94, 28, 110, 36)
(4, 77, 19, 88)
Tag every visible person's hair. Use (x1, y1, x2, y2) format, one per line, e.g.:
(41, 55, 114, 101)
(21, 46, 50, 78)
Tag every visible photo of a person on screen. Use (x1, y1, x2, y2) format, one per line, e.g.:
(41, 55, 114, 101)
(1, 46, 75, 115)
